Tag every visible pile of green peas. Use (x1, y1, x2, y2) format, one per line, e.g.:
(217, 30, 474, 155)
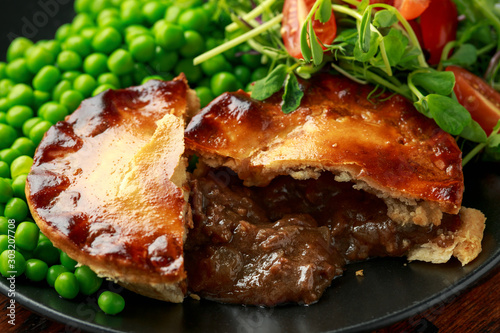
(1, 0, 268, 317)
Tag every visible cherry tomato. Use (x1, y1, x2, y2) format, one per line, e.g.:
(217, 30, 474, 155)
(393, 0, 430, 20)
(281, 0, 337, 59)
(420, 0, 458, 65)
(368, 0, 429, 20)
(446, 66, 500, 135)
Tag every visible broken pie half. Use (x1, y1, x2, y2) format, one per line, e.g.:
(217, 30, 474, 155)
(184, 74, 486, 305)
(26, 74, 486, 307)
(26, 76, 198, 302)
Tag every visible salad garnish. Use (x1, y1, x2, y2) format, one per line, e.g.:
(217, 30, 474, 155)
(195, 0, 500, 165)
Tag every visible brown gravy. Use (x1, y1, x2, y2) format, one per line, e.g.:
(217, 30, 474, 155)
(185, 168, 461, 306)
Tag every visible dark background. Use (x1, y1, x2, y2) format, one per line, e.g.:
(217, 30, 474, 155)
(0, 0, 75, 60)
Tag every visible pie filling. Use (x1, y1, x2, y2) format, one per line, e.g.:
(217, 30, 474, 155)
(185, 168, 461, 306)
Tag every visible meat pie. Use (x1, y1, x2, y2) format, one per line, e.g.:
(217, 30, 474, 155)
(184, 73, 486, 306)
(26, 76, 199, 302)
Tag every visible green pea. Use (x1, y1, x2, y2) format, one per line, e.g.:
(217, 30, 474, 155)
(98, 291, 125, 315)
(7, 60, 32, 85)
(40, 102, 69, 124)
(6, 106, 34, 129)
(142, 2, 167, 25)
(0, 111, 5, 123)
(26, 46, 56, 74)
(92, 84, 116, 97)
(11, 174, 28, 200)
(180, 30, 205, 58)
(97, 8, 119, 21)
(22, 118, 42, 138)
(7, 37, 34, 62)
(0, 178, 13, 203)
(29, 121, 53, 145)
(0, 161, 9, 178)
(195, 86, 214, 108)
(129, 35, 155, 63)
(81, 27, 98, 43)
(55, 272, 80, 299)
(57, 50, 83, 71)
(74, 74, 97, 97)
(108, 49, 134, 76)
(90, 0, 113, 17)
(150, 47, 178, 74)
(61, 71, 82, 83)
(60, 90, 84, 112)
(60, 252, 78, 271)
(0, 148, 22, 165)
(40, 40, 62, 57)
(155, 23, 185, 51)
(11, 138, 36, 157)
(8, 84, 34, 107)
(178, 8, 208, 33)
(32, 66, 61, 92)
(92, 27, 122, 54)
(97, 73, 121, 87)
(46, 264, 68, 287)
(10, 155, 33, 179)
(55, 24, 74, 41)
(33, 90, 51, 110)
(34, 241, 60, 266)
(0, 79, 15, 97)
(63, 36, 92, 58)
(234, 66, 252, 85)
(75, 265, 103, 295)
(4, 197, 28, 223)
(52, 80, 72, 102)
(25, 258, 48, 282)
(165, 5, 182, 23)
(97, 15, 124, 32)
(141, 75, 164, 85)
(15, 221, 39, 251)
(200, 54, 231, 76)
(120, 1, 143, 26)
(124, 25, 150, 44)
(0, 124, 17, 150)
(211, 72, 241, 96)
(74, 0, 93, 14)
(83, 53, 109, 77)
(174, 58, 202, 83)
(72, 13, 95, 33)
(0, 250, 26, 277)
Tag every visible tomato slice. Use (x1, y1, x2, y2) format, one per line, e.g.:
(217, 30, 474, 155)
(368, 0, 429, 20)
(281, 0, 337, 59)
(420, 0, 458, 65)
(446, 66, 500, 135)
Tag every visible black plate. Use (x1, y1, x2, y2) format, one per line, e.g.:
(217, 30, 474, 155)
(0, 2, 499, 332)
(1, 162, 499, 333)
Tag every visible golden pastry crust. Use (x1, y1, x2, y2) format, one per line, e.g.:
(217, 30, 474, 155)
(185, 74, 464, 226)
(26, 76, 198, 302)
(408, 207, 486, 265)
